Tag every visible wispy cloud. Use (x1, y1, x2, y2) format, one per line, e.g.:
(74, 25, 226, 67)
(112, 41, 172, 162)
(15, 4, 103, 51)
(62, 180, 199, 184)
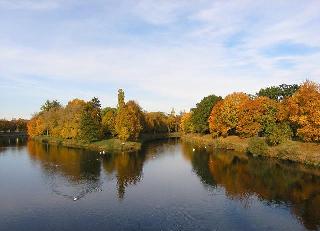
(0, 0, 319, 119)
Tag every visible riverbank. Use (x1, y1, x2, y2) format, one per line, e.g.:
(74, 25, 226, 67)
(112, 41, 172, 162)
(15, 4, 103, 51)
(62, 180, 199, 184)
(181, 134, 320, 166)
(32, 132, 181, 152)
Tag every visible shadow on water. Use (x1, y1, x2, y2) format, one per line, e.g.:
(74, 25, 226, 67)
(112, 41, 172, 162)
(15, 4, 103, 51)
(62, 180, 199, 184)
(181, 143, 320, 230)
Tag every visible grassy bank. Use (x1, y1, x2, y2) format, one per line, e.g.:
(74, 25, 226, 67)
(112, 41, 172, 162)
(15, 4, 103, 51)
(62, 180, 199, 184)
(32, 132, 181, 152)
(32, 136, 141, 152)
(181, 134, 320, 167)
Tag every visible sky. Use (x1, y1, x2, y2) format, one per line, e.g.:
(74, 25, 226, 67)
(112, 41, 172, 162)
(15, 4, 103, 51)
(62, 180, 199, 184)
(0, 0, 320, 119)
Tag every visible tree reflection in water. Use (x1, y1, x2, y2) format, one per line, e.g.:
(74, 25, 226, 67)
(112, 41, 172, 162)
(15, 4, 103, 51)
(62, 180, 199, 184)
(181, 143, 320, 230)
(24, 139, 320, 230)
(27, 141, 102, 201)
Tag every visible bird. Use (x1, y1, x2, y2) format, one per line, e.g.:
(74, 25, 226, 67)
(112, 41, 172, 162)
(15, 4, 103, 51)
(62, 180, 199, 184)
(192, 148, 195, 152)
(102, 150, 105, 154)
(205, 146, 207, 149)
(99, 151, 102, 155)
(73, 197, 78, 201)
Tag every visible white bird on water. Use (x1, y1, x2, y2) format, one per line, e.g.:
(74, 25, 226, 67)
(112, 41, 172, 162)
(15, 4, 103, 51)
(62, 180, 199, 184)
(102, 150, 105, 154)
(99, 151, 102, 155)
(192, 148, 195, 152)
(73, 197, 78, 201)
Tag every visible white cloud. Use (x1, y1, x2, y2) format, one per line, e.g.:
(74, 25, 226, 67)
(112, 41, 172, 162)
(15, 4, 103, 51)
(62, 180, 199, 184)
(0, 0, 320, 119)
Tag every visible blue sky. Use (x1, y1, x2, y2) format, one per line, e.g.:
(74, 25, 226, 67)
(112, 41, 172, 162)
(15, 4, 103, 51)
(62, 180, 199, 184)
(0, 0, 320, 119)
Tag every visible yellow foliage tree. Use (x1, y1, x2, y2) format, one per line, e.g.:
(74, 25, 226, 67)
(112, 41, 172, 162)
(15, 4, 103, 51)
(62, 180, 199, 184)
(209, 92, 249, 137)
(115, 100, 143, 141)
(60, 99, 86, 139)
(287, 81, 320, 141)
(180, 112, 194, 134)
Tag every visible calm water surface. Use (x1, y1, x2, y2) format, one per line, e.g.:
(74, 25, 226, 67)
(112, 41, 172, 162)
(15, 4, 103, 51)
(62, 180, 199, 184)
(0, 138, 320, 231)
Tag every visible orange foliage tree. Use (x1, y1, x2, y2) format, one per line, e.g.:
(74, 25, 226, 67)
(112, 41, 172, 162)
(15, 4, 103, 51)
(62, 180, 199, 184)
(237, 96, 278, 137)
(287, 81, 320, 141)
(209, 92, 250, 137)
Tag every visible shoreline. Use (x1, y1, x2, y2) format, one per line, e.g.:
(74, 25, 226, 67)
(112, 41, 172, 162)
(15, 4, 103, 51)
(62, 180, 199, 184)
(31, 132, 181, 153)
(181, 134, 320, 167)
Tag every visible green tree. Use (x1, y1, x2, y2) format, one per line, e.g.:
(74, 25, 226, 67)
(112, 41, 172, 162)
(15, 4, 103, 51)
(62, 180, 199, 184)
(191, 95, 222, 133)
(257, 84, 299, 101)
(79, 98, 102, 142)
(40, 100, 62, 112)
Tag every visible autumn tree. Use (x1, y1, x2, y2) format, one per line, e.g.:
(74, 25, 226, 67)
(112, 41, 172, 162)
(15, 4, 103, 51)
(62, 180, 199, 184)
(115, 100, 144, 141)
(180, 112, 194, 134)
(27, 114, 46, 137)
(287, 81, 320, 141)
(209, 92, 249, 137)
(143, 112, 168, 134)
(237, 96, 278, 137)
(257, 84, 299, 101)
(191, 94, 222, 134)
(102, 107, 117, 136)
(237, 96, 292, 145)
(117, 89, 125, 110)
(79, 98, 103, 142)
(60, 99, 86, 139)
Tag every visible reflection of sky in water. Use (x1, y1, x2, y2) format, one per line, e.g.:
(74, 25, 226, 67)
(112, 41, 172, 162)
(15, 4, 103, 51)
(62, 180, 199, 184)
(0, 139, 319, 230)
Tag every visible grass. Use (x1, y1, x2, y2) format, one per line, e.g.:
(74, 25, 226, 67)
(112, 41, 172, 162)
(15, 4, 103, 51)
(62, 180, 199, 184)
(181, 133, 320, 166)
(33, 136, 141, 152)
(181, 133, 249, 152)
(31, 132, 181, 152)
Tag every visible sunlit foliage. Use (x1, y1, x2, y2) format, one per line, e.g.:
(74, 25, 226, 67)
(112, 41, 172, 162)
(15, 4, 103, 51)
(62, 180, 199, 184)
(180, 112, 194, 134)
(209, 92, 250, 137)
(115, 100, 144, 141)
(287, 81, 320, 141)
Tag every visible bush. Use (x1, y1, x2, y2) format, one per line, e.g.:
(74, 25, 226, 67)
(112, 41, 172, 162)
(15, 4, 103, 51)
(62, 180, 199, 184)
(247, 137, 268, 156)
(265, 123, 292, 146)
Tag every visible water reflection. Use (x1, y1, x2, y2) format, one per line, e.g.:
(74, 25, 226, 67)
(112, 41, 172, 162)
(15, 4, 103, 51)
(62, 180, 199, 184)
(181, 143, 320, 230)
(102, 151, 145, 199)
(0, 136, 27, 147)
(16, 139, 320, 230)
(27, 141, 102, 200)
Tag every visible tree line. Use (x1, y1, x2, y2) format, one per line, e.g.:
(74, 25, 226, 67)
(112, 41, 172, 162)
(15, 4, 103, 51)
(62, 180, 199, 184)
(27, 89, 181, 142)
(0, 119, 28, 132)
(181, 81, 320, 144)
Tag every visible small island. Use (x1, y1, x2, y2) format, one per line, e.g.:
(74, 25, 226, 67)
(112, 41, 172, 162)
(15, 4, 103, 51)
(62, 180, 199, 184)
(27, 89, 181, 152)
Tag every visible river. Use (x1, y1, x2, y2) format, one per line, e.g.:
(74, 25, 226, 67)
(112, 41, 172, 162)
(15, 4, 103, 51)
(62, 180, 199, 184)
(0, 137, 319, 230)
